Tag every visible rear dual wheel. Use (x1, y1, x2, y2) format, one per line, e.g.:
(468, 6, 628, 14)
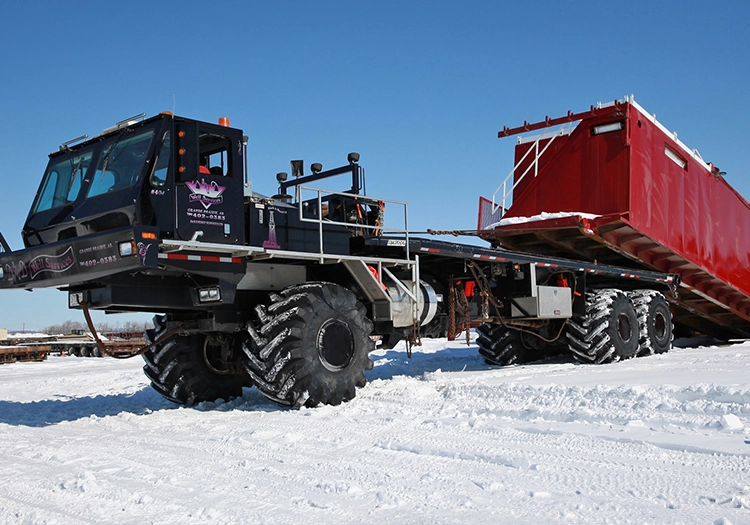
(566, 289, 672, 364)
(477, 324, 548, 366)
(566, 289, 639, 364)
(629, 290, 673, 356)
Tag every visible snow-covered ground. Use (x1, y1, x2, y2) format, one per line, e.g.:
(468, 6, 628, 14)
(0, 338, 748, 525)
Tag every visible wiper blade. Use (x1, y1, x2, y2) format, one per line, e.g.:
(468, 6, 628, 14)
(68, 156, 85, 193)
(99, 128, 130, 179)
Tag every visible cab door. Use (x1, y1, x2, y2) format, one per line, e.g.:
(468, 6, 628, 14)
(175, 120, 243, 244)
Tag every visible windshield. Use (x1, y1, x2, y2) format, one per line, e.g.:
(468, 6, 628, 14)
(32, 127, 157, 214)
(87, 129, 155, 197)
(33, 151, 94, 212)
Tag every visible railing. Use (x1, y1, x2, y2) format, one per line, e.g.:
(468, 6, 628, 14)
(489, 124, 575, 222)
(297, 186, 425, 337)
(297, 185, 411, 260)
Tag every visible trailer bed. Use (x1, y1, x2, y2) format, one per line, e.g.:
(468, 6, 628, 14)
(0, 345, 49, 363)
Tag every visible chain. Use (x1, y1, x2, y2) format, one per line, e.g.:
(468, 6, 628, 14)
(459, 288, 471, 346)
(447, 277, 457, 341)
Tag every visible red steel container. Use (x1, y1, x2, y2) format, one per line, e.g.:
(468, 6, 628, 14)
(479, 98, 750, 339)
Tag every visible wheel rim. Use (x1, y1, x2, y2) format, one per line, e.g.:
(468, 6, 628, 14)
(654, 310, 667, 340)
(317, 319, 355, 371)
(617, 313, 633, 343)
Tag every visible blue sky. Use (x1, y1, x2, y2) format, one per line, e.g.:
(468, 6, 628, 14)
(1, 1, 748, 331)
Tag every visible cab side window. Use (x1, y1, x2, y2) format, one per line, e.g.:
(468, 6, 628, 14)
(34, 151, 92, 212)
(199, 133, 232, 177)
(150, 131, 171, 187)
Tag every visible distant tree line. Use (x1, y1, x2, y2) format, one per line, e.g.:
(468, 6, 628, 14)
(43, 319, 150, 335)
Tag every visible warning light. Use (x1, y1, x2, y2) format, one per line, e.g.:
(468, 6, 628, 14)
(141, 232, 157, 240)
(178, 131, 185, 138)
(218, 117, 230, 127)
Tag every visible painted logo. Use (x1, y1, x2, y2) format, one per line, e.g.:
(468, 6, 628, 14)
(262, 209, 281, 249)
(186, 179, 225, 210)
(28, 247, 76, 279)
(137, 242, 152, 265)
(4, 246, 76, 284)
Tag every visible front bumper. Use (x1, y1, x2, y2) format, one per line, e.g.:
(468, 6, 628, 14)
(0, 226, 159, 290)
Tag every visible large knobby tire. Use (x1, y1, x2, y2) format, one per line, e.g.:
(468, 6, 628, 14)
(243, 283, 375, 407)
(629, 290, 673, 356)
(142, 316, 246, 406)
(566, 289, 639, 364)
(477, 323, 549, 366)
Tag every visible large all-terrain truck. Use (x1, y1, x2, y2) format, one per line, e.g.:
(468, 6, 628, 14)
(479, 96, 750, 343)
(0, 110, 677, 407)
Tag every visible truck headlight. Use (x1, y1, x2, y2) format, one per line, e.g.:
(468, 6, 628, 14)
(198, 287, 221, 302)
(69, 292, 84, 307)
(119, 241, 136, 257)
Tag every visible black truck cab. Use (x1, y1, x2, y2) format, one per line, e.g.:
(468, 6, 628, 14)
(2, 111, 382, 297)
(23, 114, 245, 248)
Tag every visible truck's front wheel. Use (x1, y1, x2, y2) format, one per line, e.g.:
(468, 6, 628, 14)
(142, 316, 246, 406)
(244, 283, 374, 407)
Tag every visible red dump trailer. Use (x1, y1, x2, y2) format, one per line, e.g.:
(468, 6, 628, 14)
(479, 96, 750, 340)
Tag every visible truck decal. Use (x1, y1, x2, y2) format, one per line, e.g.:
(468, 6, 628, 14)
(185, 209, 227, 228)
(186, 179, 225, 210)
(4, 246, 76, 284)
(262, 209, 281, 249)
(79, 254, 118, 268)
(137, 242, 152, 265)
